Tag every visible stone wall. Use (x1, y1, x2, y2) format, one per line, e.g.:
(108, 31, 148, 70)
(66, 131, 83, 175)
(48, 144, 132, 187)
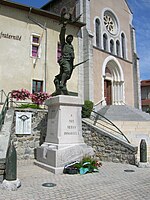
(11, 109, 48, 160)
(82, 122, 138, 165)
(11, 110, 137, 165)
(0, 162, 5, 182)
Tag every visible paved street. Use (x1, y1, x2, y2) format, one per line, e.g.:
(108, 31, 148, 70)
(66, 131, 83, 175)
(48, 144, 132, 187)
(0, 160, 150, 200)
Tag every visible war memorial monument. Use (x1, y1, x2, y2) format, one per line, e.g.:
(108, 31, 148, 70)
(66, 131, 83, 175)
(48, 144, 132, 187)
(36, 14, 93, 174)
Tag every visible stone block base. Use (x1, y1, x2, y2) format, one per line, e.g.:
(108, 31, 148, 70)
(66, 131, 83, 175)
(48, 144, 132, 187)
(1, 179, 21, 191)
(35, 143, 94, 174)
(34, 161, 64, 174)
(137, 162, 150, 168)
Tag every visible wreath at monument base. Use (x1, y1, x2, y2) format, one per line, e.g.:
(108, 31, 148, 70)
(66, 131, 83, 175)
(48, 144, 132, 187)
(63, 156, 102, 175)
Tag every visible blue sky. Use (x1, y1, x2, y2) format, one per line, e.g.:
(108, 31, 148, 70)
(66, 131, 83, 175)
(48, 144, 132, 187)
(127, 0, 150, 80)
(11, 0, 150, 80)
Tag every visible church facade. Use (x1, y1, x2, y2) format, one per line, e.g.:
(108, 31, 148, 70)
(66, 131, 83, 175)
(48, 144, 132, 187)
(41, 0, 141, 109)
(0, 0, 141, 110)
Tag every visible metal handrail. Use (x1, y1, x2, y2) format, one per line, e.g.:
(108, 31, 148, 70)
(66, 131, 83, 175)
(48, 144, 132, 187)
(0, 92, 46, 130)
(0, 89, 7, 104)
(84, 110, 130, 143)
(0, 92, 11, 131)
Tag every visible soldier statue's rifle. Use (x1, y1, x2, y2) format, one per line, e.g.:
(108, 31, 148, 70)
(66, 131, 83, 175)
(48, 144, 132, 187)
(73, 59, 89, 69)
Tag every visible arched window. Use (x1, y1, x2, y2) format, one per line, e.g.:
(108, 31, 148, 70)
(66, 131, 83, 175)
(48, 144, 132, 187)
(110, 39, 114, 54)
(103, 33, 108, 51)
(121, 33, 126, 58)
(116, 40, 120, 56)
(95, 18, 100, 47)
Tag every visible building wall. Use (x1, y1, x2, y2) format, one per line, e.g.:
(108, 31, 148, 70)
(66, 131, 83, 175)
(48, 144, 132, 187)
(0, 0, 140, 109)
(0, 3, 79, 96)
(92, 49, 134, 105)
(90, 0, 132, 61)
(41, 0, 140, 108)
(42, 0, 77, 15)
(81, 0, 136, 107)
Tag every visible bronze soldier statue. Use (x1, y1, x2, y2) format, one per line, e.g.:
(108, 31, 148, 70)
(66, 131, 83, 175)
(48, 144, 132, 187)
(53, 21, 74, 95)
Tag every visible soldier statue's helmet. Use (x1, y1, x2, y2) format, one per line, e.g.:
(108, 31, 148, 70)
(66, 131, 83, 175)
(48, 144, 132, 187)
(66, 35, 73, 42)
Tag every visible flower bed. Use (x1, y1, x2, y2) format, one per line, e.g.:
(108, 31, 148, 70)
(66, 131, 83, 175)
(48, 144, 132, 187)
(11, 89, 51, 108)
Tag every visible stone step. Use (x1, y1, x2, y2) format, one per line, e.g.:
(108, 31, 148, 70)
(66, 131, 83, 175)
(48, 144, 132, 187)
(99, 105, 150, 121)
(113, 121, 150, 126)
(115, 127, 150, 133)
(120, 131, 150, 161)
(92, 105, 150, 161)
(114, 121, 150, 127)
(113, 121, 150, 133)
(118, 126, 150, 130)
(0, 161, 5, 183)
(83, 117, 150, 162)
(92, 118, 150, 141)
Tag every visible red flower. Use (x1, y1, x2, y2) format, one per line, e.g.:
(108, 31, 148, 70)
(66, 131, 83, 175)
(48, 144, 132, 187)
(30, 92, 51, 105)
(11, 89, 30, 100)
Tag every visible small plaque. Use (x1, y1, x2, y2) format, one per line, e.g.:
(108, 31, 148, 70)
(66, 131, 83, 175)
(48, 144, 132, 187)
(16, 112, 32, 134)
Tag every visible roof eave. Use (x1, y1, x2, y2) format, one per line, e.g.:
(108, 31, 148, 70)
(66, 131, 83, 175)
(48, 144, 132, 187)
(0, 0, 85, 28)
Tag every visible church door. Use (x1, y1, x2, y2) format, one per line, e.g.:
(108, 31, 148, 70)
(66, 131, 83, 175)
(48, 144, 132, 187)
(104, 80, 112, 105)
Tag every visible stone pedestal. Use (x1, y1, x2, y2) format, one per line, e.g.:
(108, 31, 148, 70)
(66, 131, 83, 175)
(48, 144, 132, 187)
(35, 95, 94, 174)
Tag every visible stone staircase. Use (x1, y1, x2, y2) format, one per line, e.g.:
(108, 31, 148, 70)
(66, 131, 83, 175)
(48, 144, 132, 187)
(98, 105, 150, 161)
(83, 117, 129, 143)
(0, 109, 14, 182)
(98, 105, 150, 121)
(112, 121, 150, 161)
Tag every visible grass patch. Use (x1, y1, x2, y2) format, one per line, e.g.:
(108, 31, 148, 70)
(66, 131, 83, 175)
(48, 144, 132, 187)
(17, 103, 41, 109)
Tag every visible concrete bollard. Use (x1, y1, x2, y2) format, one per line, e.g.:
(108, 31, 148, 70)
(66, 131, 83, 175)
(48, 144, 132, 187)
(5, 141, 17, 181)
(140, 139, 147, 163)
(1, 141, 21, 190)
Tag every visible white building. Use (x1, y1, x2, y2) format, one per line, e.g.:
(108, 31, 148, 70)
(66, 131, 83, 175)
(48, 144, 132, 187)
(0, 0, 83, 98)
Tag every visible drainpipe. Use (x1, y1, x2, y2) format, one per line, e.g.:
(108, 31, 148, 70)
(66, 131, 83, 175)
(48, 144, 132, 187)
(44, 29, 47, 92)
(28, 8, 47, 92)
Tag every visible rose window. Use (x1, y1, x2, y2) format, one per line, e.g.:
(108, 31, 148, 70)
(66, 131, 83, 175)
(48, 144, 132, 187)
(103, 11, 118, 35)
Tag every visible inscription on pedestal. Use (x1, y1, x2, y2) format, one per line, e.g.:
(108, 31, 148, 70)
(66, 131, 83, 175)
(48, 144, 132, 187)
(64, 114, 78, 135)
(16, 112, 32, 134)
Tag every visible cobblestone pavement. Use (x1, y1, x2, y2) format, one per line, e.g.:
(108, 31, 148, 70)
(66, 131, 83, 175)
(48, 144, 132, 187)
(0, 160, 150, 200)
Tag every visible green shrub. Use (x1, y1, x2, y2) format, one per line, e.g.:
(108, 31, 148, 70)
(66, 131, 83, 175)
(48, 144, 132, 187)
(146, 107, 150, 114)
(82, 100, 93, 118)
